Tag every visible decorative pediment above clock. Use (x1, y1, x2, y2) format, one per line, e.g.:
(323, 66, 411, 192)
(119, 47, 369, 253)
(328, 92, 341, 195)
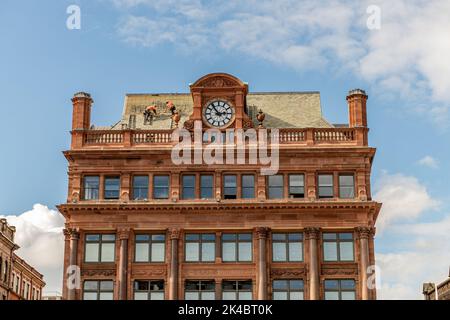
(191, 73, 245, 88)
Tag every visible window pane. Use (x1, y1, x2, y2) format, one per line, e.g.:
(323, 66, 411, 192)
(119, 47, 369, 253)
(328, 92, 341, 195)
(339, 242, 354, 261)
(133, 175, 149, 200)
(238, 292, 252, 300)
(319, 174, 333, 185)
(323, 242, 338, 261)
(182, 175, 196, 199)
(136, 234, 150, 241)
(238, 234, 252, 241)
(238, 242, 252, 261)
(324, 280, 339, 290)
(288, 233, 302, 241)
(202, 243, 215, 262)
(84, 176, 99, 200)
(201, 292, 215, 300)
(323, 233, 337, 240)
(339, 233, 353, 240)
(272, 243, 287, 261)
(154, 176, 169, 199)
(202, 234, 215, 241)
(200, 175, 214, 199)
(268, 175, 283, 199)
(150, 292, 164, 300)
(151, 243, 165, 262)
(341, 292, 356, 300)
(241, 175, 255, 199)
(268, 175, 283, 186)
(268, 187, 283, 199)
(224, 175, 237, 187)
(288, 242, 303, 261)
(135, 280, 149, 291)
(325, 292, 339, 300)
(83, 292, 98, 300)
(341, 280, 356, 290)
(185, 292, 199, 300)
(99, 292, 113, 300)
(241, 187, 255, 199)
(101, 243, 115, 262)
(222, 292, 236, 300)
(222, 234, 236, 241)
(272, 233, 286, 241)
(152, 234, 165, 241)
(100, 281, 114, 291)
(290, 292, 303, 300)
(273, 292, 288, 300)
(104, 177, 120, 199)
(273, 280, 288, 290)
(289, 175, 304, 187)
(134, 292, 148, 300)
(319, 186, 334, 198)
(185, 243, 199, 261)
(84, 281, 98, 291)
(222, 243, 236, 261)
(135, 243, 149, 262)
(290, 280, 304, 290)
(85, 243, 99, 262)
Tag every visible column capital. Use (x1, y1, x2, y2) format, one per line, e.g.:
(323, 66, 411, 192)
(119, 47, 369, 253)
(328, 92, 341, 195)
(64, 228, 80, 240)
(254, 227, 270, 239)
(356, 226, 375, 240)
(117, 228, 130, 240)
(304, 227, 320, 240)
(168, 228, 181, 240)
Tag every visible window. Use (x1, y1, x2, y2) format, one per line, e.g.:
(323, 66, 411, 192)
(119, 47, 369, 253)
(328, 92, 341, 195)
(135, 234, 165, 262)
(223, 175, 237, 199)
(3, 261, 7, 282)
(83, 176, 99, 200)
(104, 176, 120, 199)
(324, 279, 356, 300)
(318, 174, 334, 198)
(222, 233, 252, 262)
(272, 233, 303, 262)
(323, 233, 354, 262)
(182, 175, 196, 200)
(339, 174, 355, 199)
(85, 234, 116, 263)
(153, 175, 169, 199)
(289, 174, 304, 198)
(15, 275, 19, 293)
(134, 280, 164, 300)
(222, 280, 252, 300)
(241, 175, 255, 199)
(272, 280, 304, 300)
(185, 280, 215, 300)
(185, 234, 215, 262)
(268, 175, 284, 199)
(133, 176, 149, 200)
(200, 175, 214, 199)
(83, 280, 114, 300)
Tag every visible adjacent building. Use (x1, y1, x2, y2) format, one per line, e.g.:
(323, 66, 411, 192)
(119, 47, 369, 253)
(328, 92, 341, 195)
(0, 218, 45, 300)
(58, 73, 381, 300)
(423, 272, 450, 300)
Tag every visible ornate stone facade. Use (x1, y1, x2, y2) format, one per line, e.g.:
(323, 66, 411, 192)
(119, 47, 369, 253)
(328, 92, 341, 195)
(58, 73, 381, 300)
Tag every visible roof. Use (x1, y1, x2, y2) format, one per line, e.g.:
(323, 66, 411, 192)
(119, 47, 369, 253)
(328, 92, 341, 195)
(108, 92, 333, 130)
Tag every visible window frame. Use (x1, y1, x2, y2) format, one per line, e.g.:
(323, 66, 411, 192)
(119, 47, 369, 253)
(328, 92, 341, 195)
(338, 173, 355, 199)
(184, 280, 216, 300)
(271, 232, 304, 262)
(83, 175, 100, 200)
(132, 175, 149, 200)
(184, 233, 216, 262)
(153, 175, 170, 199)
(318, 173, 334, 199)
(221, 233, 253, 262)
(133, 280, 165, 300)
(84, 233, 116, 263)
(241, 174, 255, 199)
(103, 176, 121, 200)
(200, 174, 214, 199)
(322, 232, 355, 262)
(267, 174, 284, 199)
(181, 174, 196, 200)
(222, 280, 253, 300)
(223, 174, 237, 199)
(288, 174, 305, 199)
(82, 280, 114, 300)
(324, 279, 356, 300)
(272, 279, 304, 300)
(134, 233, 166, 263)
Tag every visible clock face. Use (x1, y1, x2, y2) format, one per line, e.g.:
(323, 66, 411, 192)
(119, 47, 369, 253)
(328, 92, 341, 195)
(203, 100, 234, 128)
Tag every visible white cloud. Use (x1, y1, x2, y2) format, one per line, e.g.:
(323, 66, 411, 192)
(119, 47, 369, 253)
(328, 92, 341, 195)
(108, 0, 450, 127)
(374, 172, 440, 230)
(417, 155, 439, 169)
(0, 204, 64, 295)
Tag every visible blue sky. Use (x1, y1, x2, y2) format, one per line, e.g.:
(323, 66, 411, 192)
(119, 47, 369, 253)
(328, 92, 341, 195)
(0, 0, 449, 298)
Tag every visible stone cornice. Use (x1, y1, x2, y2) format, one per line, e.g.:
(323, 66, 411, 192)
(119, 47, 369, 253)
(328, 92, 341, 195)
(57, 201, 382, 217)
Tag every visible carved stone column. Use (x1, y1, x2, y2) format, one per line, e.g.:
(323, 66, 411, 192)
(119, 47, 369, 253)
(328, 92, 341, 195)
(66, 228, 80, 300)
(118, 229, 130, 300)
(356, 226, 374, 300)
(255, 227, 269, 300)
(168, 228, 180, 300)
(305, 227, 320, 300)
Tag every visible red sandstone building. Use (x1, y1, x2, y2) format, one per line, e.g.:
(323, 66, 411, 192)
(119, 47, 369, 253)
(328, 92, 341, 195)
(58, 73, 381, 300)
(0, 218, 45, 300)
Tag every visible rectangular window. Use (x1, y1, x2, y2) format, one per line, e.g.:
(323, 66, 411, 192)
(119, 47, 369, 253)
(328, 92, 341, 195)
(222, 280, 252, 300)
(153, 175, 169, 199)
(241, 175, 255, 199)
(223, 175, 237, 199)
(200, 175, 214, 199)
(323, 233, 354, 262)
(339, 174, 355, 199)
(104, 176, 120, 200)
(134, 234, 165, 262)
(268, 175, 284, 199)
(134, 280, 164, 300)
(272, 280, 304, 300)
(184, 281, 215, 300)
(318, 174, 334, 198)
(324, 279, 356, 300)
(83, 280, 114, 300)
(222, 233, 252, 262)
(85, 234, 116, 263)
(185, 234, 215, 262)
(289, 174, 304, 198)
(83, 176, 99, 200)
(133, 175, 149, 200)
(272, 233, 303, 262)
(182, 175, 196, 200)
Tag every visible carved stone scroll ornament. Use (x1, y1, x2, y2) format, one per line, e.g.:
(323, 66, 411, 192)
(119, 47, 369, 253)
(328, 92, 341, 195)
(356, 226, 375, 240)
(255, 227, 269, 239)
(169, 228, 181, 240)
(304, 227, 320, 240)
(82, 269, 116, 277)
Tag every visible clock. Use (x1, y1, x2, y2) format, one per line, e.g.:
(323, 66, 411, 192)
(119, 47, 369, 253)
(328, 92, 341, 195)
(203, 100, 235, 128)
